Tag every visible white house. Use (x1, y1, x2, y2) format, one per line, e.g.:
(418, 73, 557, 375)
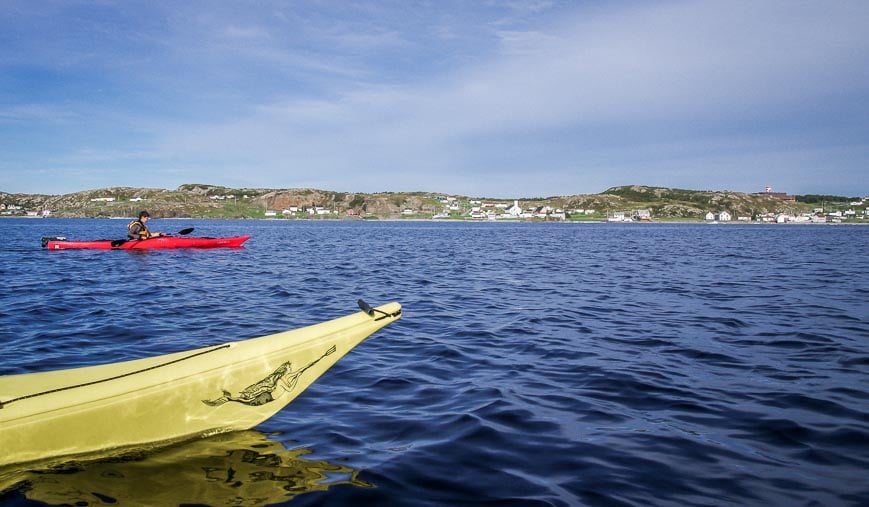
(534, 206, 553, 219)
(633, 209, 652, 221)
(507, 200, 522, 217)
(718, 211, 732, 221)
(705, 212, 716, 221)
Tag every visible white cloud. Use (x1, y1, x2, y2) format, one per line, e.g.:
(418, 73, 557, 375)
(4, 0, 867, 196)
(145, 1, 869, 196)
(223, 24, 272, 41)
(0, 104, 78, 123)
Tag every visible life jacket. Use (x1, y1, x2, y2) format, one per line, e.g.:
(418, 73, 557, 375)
(127, 219, 152, 239)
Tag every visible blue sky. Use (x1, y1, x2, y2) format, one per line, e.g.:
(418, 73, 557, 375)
(1, 1, 867, 198)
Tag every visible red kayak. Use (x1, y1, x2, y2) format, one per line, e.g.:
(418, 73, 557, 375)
(42, 235, 251, 250)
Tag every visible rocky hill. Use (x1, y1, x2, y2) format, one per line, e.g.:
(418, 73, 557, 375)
(593, 185, 812, 219)
(0, 183, 847, 220)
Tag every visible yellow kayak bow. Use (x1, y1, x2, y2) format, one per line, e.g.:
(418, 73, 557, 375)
(0, 301, 401, 468)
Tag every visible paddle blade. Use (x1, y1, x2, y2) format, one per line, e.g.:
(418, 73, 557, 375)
(178, 227, 194, 235)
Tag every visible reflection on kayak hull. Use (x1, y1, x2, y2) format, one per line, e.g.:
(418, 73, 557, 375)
(0, 430, 371, 505)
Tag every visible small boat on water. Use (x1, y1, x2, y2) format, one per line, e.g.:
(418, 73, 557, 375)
(41, 235, 251, 250)
(0, 300, 402, 468)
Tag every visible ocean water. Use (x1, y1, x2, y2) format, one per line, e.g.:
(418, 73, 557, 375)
(0, 218, 867, 507)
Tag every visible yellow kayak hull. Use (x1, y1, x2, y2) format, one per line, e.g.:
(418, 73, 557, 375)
(0, 302, 401, 468)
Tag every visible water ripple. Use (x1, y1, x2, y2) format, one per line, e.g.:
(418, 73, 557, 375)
(1, 219, 868, 506)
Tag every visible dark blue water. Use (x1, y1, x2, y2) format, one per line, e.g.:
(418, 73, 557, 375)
(1, 218, 867, 506)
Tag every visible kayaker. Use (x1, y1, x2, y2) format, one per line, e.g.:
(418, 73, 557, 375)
(127, 211, 164, 240)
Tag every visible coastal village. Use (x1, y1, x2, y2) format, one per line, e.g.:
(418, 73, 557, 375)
(1, 185, 867, 223)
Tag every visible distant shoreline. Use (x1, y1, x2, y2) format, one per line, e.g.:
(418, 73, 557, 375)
(3, 184, 865, 223)
(3, 216, 865, 225)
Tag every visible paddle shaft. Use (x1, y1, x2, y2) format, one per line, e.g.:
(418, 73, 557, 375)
(111, 227, 194, 247)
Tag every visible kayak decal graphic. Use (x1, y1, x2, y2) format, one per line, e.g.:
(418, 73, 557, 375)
(203, 345, 337, 407)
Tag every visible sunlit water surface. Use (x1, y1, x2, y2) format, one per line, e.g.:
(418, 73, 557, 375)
(1, 218, 867, 506)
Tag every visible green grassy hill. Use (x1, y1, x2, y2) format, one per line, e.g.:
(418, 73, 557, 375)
(1, 184, 863, 221)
